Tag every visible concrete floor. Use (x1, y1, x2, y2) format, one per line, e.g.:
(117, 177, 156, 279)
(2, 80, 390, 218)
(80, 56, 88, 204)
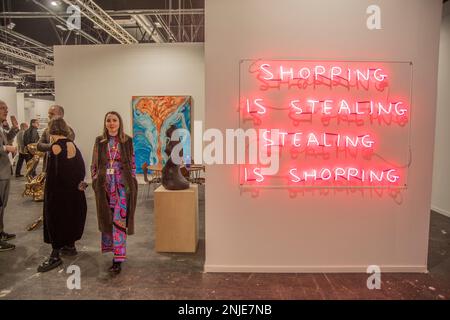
(0, 177, 449, 300)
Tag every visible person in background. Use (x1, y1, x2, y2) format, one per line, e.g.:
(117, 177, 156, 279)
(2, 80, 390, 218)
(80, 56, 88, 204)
(37, 118, 87, 272)
(0, 100, 19, 252)
(2, 118, 16, 175)
(15, 123, 28, 178)
(23, 119, 40, 177)
(23, 119, 40, 150)
(37, 105, 75, 153)
(91, 111, 138, 274)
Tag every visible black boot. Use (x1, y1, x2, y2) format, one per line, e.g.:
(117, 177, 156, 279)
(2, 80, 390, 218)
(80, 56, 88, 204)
(60, 244, 77, 256)
(108, 260, 122, 274)
(37, 249, 62, 273)
(0, 232, 16, 241)
(0, 240, 15, 252)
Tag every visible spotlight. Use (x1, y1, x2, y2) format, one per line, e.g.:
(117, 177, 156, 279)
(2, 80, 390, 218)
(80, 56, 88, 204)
(50, 1, 61, 6)
(6, 22, 15, 30)
(56, 24, 67, 31)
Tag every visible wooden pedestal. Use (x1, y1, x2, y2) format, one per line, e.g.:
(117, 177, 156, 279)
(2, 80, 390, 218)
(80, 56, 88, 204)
(154, 184, 199, 252)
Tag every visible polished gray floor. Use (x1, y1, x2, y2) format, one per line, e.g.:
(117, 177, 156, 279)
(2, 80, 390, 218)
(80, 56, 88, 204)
(0, 177, 449, 300)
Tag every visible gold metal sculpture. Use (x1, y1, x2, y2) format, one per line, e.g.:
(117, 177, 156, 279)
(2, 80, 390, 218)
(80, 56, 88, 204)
(22, 143, 46, 231)
(22, 143, 45, 202)
(26, 216, 43, 231)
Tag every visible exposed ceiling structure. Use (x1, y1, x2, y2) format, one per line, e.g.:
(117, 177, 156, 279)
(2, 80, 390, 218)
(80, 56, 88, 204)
(1, 0, 447, 98)
(0, 0, 205, 97)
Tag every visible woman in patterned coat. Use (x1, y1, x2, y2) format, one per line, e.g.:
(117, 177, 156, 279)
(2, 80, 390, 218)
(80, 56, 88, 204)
(91, 111, 138, 274)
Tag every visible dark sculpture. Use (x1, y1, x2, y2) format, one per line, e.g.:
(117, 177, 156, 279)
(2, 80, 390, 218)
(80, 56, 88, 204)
(162, 125, 190, 190)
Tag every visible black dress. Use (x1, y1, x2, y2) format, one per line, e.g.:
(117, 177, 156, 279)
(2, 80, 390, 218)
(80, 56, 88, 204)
(43, 138, 87, 249)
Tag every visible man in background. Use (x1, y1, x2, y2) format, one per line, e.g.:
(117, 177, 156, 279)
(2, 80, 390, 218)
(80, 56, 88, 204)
(0, 100, 19, 252)
(15, 123, 29, 178)
(37, 105, 75, 154)
(2, 118, 16, 175)
(23, 119, 40, 177)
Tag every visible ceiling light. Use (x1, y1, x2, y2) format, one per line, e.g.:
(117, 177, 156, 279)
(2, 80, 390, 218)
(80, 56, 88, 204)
(154, 22, 162, 28)
(114, 18, 137, 26)
(56, 24, 67, 31)
(50, 1, 61, 6)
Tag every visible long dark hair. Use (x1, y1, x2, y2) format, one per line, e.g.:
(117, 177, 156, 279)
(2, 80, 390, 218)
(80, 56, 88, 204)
(48, 118, 69, 137)
(102, 111, 127, 143)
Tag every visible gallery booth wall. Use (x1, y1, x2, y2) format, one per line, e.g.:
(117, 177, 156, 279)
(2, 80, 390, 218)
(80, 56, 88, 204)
(0, 89, 52, 125)
(432, 2, 450, 218)
(24, 98, 54, 125)
(54, 43, 204, 179)
(204, 0, 442, 272)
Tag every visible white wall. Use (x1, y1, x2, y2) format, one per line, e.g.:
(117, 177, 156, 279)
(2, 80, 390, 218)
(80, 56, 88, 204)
(205, 0, 442, 272)
(0, 86, 17, 119)
(54, 43, 204, 176)
(432, 2, 450, 218)
(16, 93, 25, 124)
(24, 98, 53, 122)
(23, 98, 54, 134)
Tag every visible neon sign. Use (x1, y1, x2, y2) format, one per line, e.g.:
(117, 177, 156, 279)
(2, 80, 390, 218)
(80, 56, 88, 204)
(259, 64, 388, 82)
(239, 60, 412, 188)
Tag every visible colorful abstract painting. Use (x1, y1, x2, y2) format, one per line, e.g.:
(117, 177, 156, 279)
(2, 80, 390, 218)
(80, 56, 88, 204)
(132, 96, 191, 173)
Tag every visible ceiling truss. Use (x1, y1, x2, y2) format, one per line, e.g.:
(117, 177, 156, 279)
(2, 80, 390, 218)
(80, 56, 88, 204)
(0, 0, 205, 95)
(61, 0, 138, 44)
(0, 41, 53, 65)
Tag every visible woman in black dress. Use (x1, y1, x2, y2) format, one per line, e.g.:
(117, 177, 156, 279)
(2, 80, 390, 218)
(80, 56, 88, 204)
(37, 118, 87, 272)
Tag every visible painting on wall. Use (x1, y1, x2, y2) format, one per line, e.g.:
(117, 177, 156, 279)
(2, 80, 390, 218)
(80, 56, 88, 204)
(132, 96, 191, 174)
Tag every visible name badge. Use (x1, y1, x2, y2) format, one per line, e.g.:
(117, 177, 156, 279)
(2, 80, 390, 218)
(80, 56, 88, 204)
(107, 168, 115, 175)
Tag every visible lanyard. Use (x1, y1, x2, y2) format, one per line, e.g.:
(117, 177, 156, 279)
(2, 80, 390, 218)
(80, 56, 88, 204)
(107, 139, 119, 169)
